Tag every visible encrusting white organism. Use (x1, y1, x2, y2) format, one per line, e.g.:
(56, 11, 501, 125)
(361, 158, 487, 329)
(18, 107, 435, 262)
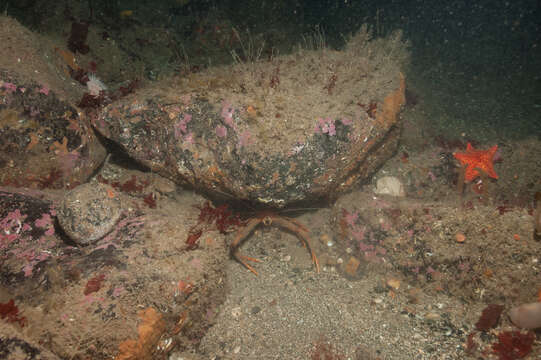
(86, 73, 107, 97)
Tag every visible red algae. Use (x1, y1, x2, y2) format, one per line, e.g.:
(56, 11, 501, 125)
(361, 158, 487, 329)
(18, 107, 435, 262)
(84, 274, 106, 295)
(475, 304, 504, 331)
(185, 202, 243, 250)
(0, 299, 26, 327)
(492, 331, 535, 360)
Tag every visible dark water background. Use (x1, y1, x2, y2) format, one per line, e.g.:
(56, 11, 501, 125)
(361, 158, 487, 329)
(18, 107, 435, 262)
(3, 0, 540, 141)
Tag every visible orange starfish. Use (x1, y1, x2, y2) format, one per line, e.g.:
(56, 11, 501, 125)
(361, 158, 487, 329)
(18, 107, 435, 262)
(453, 143, 498, 182)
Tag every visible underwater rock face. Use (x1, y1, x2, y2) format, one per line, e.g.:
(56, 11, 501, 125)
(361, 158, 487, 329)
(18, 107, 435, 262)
(0, 189, 60, 279)
(0, 72, 107, 189)
(0, 326, 62, 360)
(0, 16, 106, 190)
(94, 29, 408, 207)
(0, 184, 228, 359)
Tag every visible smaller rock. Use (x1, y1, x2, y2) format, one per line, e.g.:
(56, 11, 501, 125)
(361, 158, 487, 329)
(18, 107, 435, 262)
(57, 183, 122, 245)
(374, 176, 406, 197)
(425, 312, 441, 321)
(251, 306, 261, 315)
(320, 254, 337, 266)
(386, 277, 401, 290)
(231, 307, 242, 319)
(455, 232, 466, 243)
(320, 233, 333, 247)
(509, 302, 541, 329)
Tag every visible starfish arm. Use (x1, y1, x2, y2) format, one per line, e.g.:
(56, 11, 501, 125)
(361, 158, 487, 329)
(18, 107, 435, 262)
(484, 164, 498, 179)
(463, 164, 479, 182)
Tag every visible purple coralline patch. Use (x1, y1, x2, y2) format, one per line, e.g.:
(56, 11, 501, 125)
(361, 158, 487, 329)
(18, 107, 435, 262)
(215, 125, 227, 138)
(1, 81, 18, 93)
(236, 129, 253, 149)
(0, 191, 60, 277)
(340, 207, 389, 263)
(221, 100, 236, 128)
(34, 213, 55, 236)
(38, 85, 50, 95)
(343, 209, 359, 226)
(92, 215, 145, 251)
(340, 117, 353, 126)
(314, 117, 336, 136)
(174, 113, 192, 139)
(0, 188, 144, 284)
(173, 113, 195, 146)
(0, 209, 27, 250)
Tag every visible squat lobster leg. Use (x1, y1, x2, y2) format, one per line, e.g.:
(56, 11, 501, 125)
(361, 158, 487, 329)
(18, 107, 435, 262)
(272, 217, 320, 274)
(230, 215, 320, 275)
(231, 217, 263, 275)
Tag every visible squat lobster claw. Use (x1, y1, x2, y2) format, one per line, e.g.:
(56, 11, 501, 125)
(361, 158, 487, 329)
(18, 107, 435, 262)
(230, 213, 320, 275)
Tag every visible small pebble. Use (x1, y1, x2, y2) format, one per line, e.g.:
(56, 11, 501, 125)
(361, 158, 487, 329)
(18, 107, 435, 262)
(320, 233, 332, 246)
(251, 306, 261, 314)
(231, 307, 242, 319)
(425, 312, 441, 321)
(386, 278, 401, 290)
(455, 232, 466, 243)
(321, 254, 337, 266)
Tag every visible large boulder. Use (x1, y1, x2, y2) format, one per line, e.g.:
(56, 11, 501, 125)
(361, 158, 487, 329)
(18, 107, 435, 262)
(93, 28, 408, 207)
(0, 16, 106, 189)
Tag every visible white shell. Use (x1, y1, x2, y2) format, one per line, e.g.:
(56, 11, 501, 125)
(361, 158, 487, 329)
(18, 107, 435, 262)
(374, 176, 406, 197)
